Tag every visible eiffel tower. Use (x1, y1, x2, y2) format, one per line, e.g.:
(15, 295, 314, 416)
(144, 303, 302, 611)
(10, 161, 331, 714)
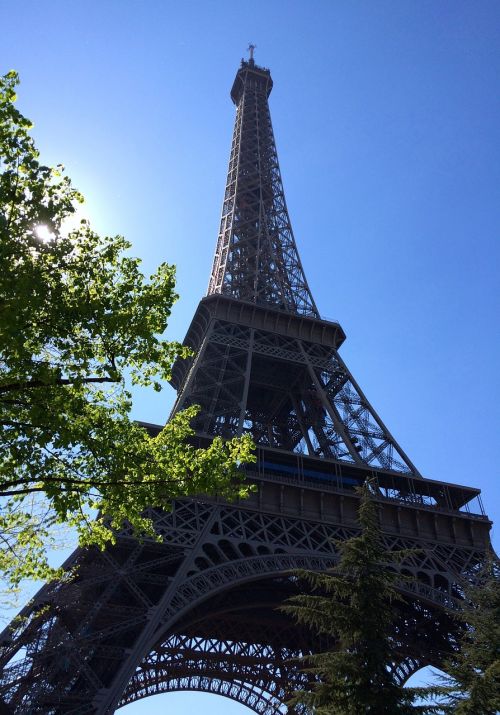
(0, 53, 493, 714)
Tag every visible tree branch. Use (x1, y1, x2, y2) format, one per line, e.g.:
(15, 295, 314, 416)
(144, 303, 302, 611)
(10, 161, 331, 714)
(0, 375, 118, 394)
(0, 473, 192, 497)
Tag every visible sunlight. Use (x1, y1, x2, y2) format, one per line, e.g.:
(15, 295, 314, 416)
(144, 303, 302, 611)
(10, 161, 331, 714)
(34, 224, 55, 243)
(33, 205, 91, 246)
(60, 204, 91, 236)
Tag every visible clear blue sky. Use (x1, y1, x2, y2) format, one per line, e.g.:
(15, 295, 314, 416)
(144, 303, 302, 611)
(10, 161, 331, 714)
(2, 1, 499, 711)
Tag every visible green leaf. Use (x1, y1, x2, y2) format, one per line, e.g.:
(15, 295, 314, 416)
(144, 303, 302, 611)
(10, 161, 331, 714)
(0, 71, 255, 599)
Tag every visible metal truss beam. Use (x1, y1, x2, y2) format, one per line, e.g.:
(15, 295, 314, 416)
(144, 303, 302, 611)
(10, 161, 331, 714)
(207, 60, 318, 317)
(0, 489, 489, 713)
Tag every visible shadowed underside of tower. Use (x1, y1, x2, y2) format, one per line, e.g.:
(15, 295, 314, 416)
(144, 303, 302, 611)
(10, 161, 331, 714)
(0, 56, 492, 714)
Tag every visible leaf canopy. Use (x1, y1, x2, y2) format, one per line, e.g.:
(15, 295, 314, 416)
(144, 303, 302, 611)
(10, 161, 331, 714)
(0, 70, 254, 590)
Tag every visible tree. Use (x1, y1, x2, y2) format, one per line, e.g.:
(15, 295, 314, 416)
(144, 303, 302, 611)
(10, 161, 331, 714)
(282, 480, 440, 714)
(0, 70, 254, 590)
(435, 558, 500, 714)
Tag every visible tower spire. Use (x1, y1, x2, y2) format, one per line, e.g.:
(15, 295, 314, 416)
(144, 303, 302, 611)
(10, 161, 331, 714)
(247, 43, 256, 63)
(208, 58, 319, 317)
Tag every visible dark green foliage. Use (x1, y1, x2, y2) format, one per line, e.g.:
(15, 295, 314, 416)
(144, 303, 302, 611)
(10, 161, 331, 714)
(282, 481, 441, 714)
(436, 558, 500, 714)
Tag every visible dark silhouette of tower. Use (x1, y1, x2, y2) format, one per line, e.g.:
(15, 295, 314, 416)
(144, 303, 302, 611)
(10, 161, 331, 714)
(0, 55, 493, 714)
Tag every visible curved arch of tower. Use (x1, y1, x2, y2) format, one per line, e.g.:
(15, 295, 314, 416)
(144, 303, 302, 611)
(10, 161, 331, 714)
(0, 55, 492, 714)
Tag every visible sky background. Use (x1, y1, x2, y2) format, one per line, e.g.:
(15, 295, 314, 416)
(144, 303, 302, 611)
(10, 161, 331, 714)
(2, 0, 499, 712)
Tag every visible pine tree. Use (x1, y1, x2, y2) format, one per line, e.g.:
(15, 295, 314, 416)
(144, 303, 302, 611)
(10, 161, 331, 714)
(282, 480, 440, 714)
(437, 558, 500, 714)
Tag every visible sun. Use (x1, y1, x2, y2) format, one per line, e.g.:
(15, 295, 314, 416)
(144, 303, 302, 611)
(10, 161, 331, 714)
(34, 224, 55, 243)
(33, 205, 91, 245)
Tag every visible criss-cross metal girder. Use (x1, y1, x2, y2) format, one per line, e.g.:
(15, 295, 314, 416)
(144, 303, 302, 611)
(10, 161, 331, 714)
(0, 494, 489, 713)
(208, 59, 318, 317)
(0, 57, 493, 715)
(177, 59, 420, 474)
(170, 295, 421, 474)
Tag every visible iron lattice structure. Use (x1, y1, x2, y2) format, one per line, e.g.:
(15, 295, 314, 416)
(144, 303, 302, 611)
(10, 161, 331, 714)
(208, 61, 318, 317)
(0, 57, 493, 714)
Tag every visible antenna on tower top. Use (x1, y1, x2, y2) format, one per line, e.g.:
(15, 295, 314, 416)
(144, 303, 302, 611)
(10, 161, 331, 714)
(247, 43, 256, 63)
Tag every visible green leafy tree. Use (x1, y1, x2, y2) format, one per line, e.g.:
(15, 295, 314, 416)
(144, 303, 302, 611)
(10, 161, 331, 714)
(435, 558, 500, 714)
(0, 70, 254, 590)
(282, 480, 441, 714)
